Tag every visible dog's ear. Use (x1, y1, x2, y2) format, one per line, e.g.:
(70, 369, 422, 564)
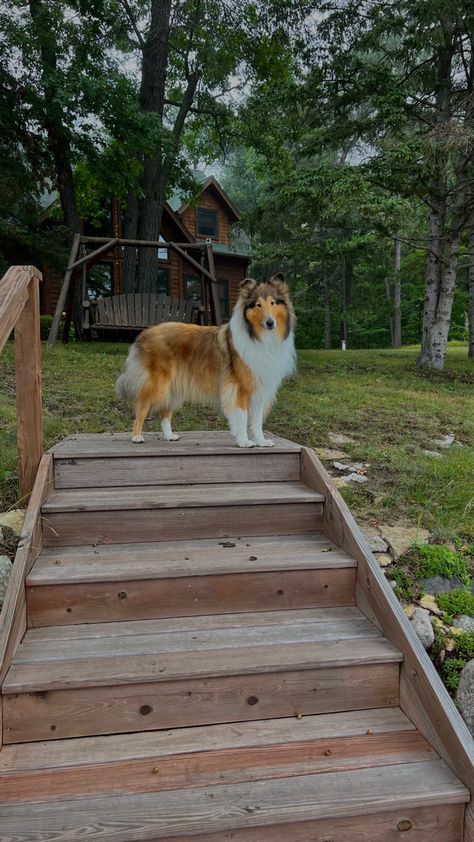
(269, 272, 288, 295)
(240, 277, 257, 295)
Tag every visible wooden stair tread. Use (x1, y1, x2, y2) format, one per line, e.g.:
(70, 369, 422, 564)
(0, 708, 415, 773)
(50, 430, 301, 457)
(3, 608, 401, 692)
(43, 481, 324, 513)
(28, 533, 355, 585)
(0, 760, 468, 840)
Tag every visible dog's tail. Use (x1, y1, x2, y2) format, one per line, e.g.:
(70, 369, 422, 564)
(115, 343, 147, 402)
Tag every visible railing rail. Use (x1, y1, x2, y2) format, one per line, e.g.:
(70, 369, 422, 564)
(0, 265, 43, 498)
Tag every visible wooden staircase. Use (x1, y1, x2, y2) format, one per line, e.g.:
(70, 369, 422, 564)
(0, 431, 472, 841)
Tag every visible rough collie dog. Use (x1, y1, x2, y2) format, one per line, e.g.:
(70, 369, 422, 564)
(116, 274, 296, 448)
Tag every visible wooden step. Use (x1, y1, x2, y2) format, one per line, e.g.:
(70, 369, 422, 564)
(2, 608, 402, 742)
(51, 431, 301, 488)
(0, 760, 467, 841)
(27, 533, 356, 626)
(0, 708, 430, 800)
(41, 482, 324, 546)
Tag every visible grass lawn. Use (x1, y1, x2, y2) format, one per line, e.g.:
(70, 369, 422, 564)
(1, 341, 473, 542)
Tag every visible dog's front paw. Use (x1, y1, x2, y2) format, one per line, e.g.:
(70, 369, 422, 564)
(131, 434, 145, 443)
(164, 433, 180, 441)
(255, 438, 275, 447)
(237, 438, 256, 448)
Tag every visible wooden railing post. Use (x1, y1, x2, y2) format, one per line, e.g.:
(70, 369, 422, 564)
(14, 269, 43, 499)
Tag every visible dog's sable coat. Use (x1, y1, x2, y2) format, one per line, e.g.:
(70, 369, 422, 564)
(116, 274, 296, 448)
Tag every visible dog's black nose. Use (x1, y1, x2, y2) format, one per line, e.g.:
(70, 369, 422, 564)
(266, 318, 275, 329)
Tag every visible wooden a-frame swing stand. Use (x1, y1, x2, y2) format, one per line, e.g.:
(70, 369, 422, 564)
(47, 235, 223, 347)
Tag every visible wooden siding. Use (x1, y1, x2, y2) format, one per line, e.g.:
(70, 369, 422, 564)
(180, 188, 233, 244)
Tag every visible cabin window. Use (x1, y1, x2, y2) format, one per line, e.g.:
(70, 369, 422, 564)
(157, 236, 169, 261)
(217, 279, 229, 319)
(87, 262, 113, 300)
(155, 268, 170, 296)
(184, 274, 203, 305)
(197, 208, 217, 238)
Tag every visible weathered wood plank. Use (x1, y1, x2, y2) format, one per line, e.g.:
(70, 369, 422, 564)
(14, 269, 43, 498)
(26, 567, 355, 626)
(43, 482, 323, 513)
(28, 533, 354, 585)
(300, 447, 474, 805)
(0, 454, 53, 695)
(2, 662, 400, 742)
(0, 762, 467, 839)
(53, 452, 301, 488)
(0, 267, 32, 352)
(42, 502, 323, 546)
(49, 430, 301, 457)
(4, 636, 401, 693)
(0, 729, 433, 802)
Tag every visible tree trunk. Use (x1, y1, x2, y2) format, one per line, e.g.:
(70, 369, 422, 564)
(135, 0, 173, 292)
(122, 193, 139, 293)
(322, 270, 331, 349)
(29, 0, 80, 235)
(341, 259, 348, 348)
(393, 236, 401, 348)
(384, 276, 394, 346)
(469, 206, 474, 359)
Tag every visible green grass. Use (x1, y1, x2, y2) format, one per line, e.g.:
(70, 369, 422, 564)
(437, 590, 474, 620)
(1, 342, 473, 541)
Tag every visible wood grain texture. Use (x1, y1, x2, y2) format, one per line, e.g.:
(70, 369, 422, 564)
(49, 430, 300, 457)
(0, 762, 467, 840)
(0, 454, 52, 695)
(43, 482, 324, 513)
(4, 636, 401, 693)
(0, 729, 434, 802)
(53, 452, 301, 488)
(14, 270, 43, 498)
(27, 567, 355, 626)
(0, 266, 36, 352)
(140, 805, 465, 842)
(300, 447, 474, 807)
(42, 502, 323, 546)
(2, 662, 400, 742)
(28, 533, 354, 585)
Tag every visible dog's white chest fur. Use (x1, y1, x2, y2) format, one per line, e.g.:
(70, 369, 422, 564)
(229, 308, 296, 404)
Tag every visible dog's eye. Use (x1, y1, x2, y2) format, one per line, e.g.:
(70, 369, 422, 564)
(270, 300, 276, 306)
(255, 302, 262, 309)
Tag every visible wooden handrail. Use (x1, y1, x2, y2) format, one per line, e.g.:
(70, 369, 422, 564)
(0, 265, 43, 499)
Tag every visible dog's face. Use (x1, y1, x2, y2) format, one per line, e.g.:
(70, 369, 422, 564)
(239, 273, 295, 341)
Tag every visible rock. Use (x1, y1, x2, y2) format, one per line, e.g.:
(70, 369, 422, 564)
(375, 552, 392, 567)
(456, 660, 474, 735)
(361, 525, 388, 553)
(379, 524, 430, 559)
(404, 605, 415, 619)
(420, 594, 443, 616)
(410, 607, 435, 650)
(332, 477, 347, 489)
(453, 616, 474, 632)
(0, 509, 25, 537)
(343, 472, 368, 484)
(333, 461, 369, 474)
(328, 431, 356, 445)
(421, 575, 466, 596)
(432, 616, 448, 633)
(314, 448, 349, 461)
(0, 555, 13, 607)
(333, 461, 350, 472)
(388, 579, 398, 591)
(431, 434, 455, 449)
(443, 637, 458, 652)
(421, 449, 442, 459)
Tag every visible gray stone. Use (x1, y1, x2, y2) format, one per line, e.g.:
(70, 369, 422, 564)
(421, 449, 442, 459)
(410, 607, 435, 650)
(453, 615, 474, 632)
(361, 525, 388, 553)
(380, 524, 430, 559)
(421, 575, 465, 597)
(431, 434, 455, 449)
(388, 579, 398, 591)
(456, 659, 474, 735)
(0, 555, 13, 608)
(343, 472, 368, 484)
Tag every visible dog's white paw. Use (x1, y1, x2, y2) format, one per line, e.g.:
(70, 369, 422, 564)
(237, 438, 256, 448)
(255, 438, 275, 447)
(164, 433, 180, 441)
(131, 435, 144, 443)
